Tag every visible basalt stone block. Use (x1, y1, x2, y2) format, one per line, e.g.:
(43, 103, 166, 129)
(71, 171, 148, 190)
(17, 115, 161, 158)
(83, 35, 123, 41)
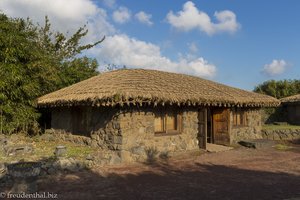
(0, 163, 6, 179)
(238, 141, 256, 149)
(0, 138, 8, 146)
(112, 136, 122, 144)
(112, 121, 120, 129)
(91, 134, 98, 140)
(91, 140, 99, 148)
(131, 146, 145, 155)
(108, 144, 122, 150)
(109, 154, 122, 165)
(180, 142, 187, 150)
(84, 138, 92, 146)
(53, 157, 84, 172)
(4, 145, 33, 156)
(54, 146, 67, 157)
(120, 151, 133, 163)
(118, 129, 122, 135)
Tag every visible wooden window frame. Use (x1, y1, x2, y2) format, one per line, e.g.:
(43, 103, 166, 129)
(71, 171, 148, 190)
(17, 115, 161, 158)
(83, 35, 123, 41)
(154, 112, 182, 136)
(232, 108, 247, 127)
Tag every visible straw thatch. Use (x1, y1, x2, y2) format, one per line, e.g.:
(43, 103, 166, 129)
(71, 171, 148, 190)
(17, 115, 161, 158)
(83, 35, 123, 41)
(281, 94, 300, 104)
(37, 69, 280, 108)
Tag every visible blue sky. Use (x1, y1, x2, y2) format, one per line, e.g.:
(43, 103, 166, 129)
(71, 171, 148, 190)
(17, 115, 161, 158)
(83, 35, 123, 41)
(1, 0, 299, 90)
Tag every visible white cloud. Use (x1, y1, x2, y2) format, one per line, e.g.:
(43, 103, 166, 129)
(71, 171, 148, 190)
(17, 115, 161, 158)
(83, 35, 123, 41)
(94, 34, 216, 78)
(103, 0, 116, 8)
(0, 0, 114, 42)
(0, 0, 217, 78)
(112, 6, 131, 24)
(166, 1, 240, 35)
(135, 11, 153, 26)
(262, 59, 288, 76)
(188, 42, 198, 53)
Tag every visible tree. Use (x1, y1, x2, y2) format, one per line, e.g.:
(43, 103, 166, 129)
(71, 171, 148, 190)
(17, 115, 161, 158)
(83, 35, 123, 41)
(59, 57, 98, 87)
(254, 79, 300, 123)
(254, 79, 300, 99)
(0, 14, 104, 134)
(0, 14, 41, 134)
(34, 16, 105, 93)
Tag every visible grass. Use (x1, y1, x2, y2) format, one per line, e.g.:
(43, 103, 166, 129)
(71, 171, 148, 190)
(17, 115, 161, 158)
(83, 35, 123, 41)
(274, 144, 292, 151)
(262, 124, 300, 130)
(0, 134, 97, 163)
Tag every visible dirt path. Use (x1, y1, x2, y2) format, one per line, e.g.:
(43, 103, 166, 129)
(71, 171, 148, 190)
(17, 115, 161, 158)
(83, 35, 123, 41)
(39, 145, 300, 200)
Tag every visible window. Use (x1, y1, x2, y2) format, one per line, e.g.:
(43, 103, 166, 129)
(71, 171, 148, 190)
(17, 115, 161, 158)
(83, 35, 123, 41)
(233, 108, 247, 126)
(154, 111, 181, 135)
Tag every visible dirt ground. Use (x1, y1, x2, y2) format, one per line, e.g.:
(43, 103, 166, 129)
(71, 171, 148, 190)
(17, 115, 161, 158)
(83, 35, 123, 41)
(36, 142, 300, 200)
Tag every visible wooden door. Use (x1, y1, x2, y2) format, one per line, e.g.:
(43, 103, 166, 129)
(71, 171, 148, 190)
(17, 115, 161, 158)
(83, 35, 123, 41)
(212, 108, 230, 145)
(72, 107, 88, 136)
(198, 108, 207, 149)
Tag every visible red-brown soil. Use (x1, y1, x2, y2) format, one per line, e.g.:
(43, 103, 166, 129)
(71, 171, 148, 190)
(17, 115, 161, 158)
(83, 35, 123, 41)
(37, 143, 300, 200)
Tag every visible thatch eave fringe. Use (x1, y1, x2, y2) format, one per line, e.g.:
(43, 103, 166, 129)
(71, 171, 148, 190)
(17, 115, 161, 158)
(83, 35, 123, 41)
(37, 99, 280, 108)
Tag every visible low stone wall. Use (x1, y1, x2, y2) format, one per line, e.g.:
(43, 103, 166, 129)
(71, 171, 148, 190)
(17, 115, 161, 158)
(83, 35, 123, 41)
(261, 129, 300, 140)
(41, 129, 92, 146)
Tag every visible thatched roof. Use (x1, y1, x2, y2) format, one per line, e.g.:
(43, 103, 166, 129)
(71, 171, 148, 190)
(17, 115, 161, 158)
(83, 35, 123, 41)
(37, 69, 280, 108)
(281, 94, 300, 104)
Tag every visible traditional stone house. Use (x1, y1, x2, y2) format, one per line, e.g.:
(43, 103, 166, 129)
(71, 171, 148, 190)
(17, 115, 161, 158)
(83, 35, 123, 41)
(281, 94, 300, 125)
(38, 69, 279, 162)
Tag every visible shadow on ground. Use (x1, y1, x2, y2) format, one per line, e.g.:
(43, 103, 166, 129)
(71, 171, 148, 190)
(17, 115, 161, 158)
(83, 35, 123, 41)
(1, 141, 300, 200)
(31, 161, 300, 200)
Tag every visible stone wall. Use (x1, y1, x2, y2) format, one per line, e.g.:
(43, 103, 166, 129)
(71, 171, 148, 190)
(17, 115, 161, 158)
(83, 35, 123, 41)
(50, 105, 199, 163)
(261, 129, 300, 140)
(230, 108, 262, 143)
(118, 106, 199, 163)
(47, 105, 300, 165)
(51, 106, 121, 150)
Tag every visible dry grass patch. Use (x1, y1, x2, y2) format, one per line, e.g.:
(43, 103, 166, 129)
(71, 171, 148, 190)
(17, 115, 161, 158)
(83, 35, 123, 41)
(262, 124, 300, 130)
(0, 134, 97, 163)
(274, 144, 292, 151)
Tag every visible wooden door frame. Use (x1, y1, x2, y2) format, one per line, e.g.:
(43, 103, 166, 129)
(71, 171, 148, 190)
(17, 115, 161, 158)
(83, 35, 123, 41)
(207, 108, 213, 143)
(198, 108, 207, 149)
